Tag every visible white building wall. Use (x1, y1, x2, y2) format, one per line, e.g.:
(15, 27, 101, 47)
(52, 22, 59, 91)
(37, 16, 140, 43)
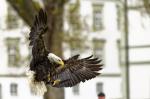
(128, 9, 150, 99)
(0, 29, 28, 74)
(130, 66, 150, 99)
(80, 0, 121, 73)
(80, 0, 93, 31)
(0, 0, 7, 30)
(65, 0, 122, 99)
(103, 2, 118, 31)
(65, 77, 122, 99)
(0, 77, 42, 99)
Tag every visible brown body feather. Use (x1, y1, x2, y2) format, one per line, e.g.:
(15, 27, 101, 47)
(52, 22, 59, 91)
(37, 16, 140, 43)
(29, 9, 51, 83)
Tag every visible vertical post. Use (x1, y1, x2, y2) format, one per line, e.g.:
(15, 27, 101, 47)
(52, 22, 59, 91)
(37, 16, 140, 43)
(122, 0, 130, 99)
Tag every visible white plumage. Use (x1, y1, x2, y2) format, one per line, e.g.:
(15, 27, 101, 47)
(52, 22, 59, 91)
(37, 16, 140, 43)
(26, 70, 47, 95)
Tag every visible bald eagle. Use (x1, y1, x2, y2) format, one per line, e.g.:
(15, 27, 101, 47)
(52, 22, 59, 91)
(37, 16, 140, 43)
(28, 9, 103, 95)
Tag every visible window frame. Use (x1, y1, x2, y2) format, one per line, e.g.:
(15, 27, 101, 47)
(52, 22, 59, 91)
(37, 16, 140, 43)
(6, 38, 20, 67)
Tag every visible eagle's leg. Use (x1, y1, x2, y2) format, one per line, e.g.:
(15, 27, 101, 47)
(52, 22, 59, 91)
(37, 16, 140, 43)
(47, 74, 51, 81)
(52, 79, 61, 86)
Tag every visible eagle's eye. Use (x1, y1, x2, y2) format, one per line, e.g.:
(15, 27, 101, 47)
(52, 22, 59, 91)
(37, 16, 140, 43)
(58, 59, 61, 62)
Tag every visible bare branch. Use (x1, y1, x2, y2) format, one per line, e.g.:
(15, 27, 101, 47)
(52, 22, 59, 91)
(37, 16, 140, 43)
(7, 0, 40, 26)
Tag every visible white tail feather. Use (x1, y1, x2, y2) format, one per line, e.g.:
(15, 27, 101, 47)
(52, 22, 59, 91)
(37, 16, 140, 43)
(26, 70, 47, 95)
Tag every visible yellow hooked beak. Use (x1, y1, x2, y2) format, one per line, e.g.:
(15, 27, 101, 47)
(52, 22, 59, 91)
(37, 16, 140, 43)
(58, 60, 64, 67)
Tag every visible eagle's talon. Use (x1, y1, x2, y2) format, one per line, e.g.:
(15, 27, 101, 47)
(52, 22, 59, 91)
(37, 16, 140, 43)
(52, 79, 61, 86)
(47, 74, 51, 81)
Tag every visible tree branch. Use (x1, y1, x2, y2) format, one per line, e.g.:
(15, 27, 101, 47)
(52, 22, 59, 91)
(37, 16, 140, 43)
(7, 0, 40, 26)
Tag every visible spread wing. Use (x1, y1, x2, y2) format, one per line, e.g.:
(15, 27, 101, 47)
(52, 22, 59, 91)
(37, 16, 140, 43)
(52, 55, 103, 87)
(29, 9, 48, 59)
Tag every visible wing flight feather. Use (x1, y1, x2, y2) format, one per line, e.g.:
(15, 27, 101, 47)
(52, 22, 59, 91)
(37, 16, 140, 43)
(52, 55, 103, 87)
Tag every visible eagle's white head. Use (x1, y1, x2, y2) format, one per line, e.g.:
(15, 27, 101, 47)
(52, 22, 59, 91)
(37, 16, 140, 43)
(47, 53, 64, 66)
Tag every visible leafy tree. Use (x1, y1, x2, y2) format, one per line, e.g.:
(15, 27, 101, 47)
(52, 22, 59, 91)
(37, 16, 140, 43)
(7, 0, 84, 99)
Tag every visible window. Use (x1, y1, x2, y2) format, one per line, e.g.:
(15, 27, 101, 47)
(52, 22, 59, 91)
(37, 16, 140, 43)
(10, 83, 18, 96)
(0, 84, 2, 99)
(96, 82, 103, 93)
(93, 4, 104, 31)
(93, 39, 105, 59)
(6, 38, 20, 67)
(6, 5, 19, 29)
(72, 84, 79, 95)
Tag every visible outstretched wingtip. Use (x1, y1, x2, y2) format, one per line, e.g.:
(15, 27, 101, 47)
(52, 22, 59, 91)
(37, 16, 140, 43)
(29, 8, 48, 46)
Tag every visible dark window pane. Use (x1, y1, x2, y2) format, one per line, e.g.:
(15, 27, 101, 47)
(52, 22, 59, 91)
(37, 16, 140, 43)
(96, 82, 103, 93)
(6, 38, 20, 67)
(10, 83, 18, 96)
(72, 84, 79, 95)
(93, 4, 104, 31)
(6, 5, 19, 29)
(93, 39, 105, 59)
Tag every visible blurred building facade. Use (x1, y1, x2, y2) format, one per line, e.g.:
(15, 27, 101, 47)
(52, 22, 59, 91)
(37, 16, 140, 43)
(65, 0, 150, 99)
(0, 0, 123, 99)
(0, 0, 42, 99)
(0, 0, 150, 99)
(64, 0, 122, 99)
(0, 0, 122, 99)
(127, 0, 150, 98)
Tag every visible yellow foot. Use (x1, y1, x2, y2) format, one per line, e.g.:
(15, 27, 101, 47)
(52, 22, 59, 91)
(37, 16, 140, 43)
(47, 74, 51, 81)
(52, 79, 61, 86)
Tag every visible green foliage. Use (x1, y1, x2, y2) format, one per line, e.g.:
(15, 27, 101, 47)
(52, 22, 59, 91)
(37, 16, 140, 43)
(68, 0, 82, 32)
(143, 0, 150, 14)
(64, 0, 86, 52)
